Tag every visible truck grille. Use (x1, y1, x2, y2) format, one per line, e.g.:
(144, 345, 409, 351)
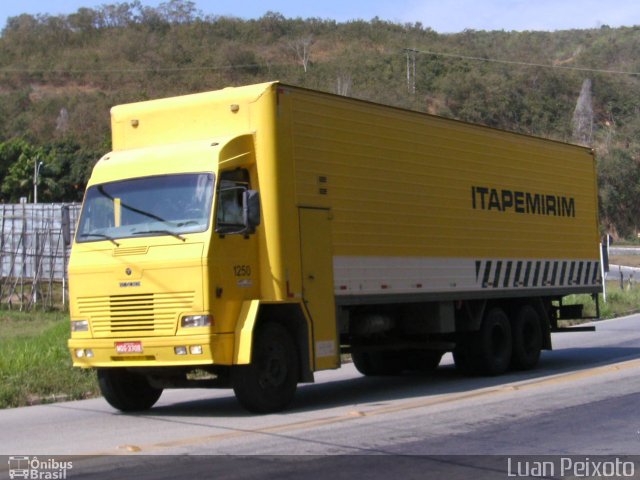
(78, 291, 195, 337)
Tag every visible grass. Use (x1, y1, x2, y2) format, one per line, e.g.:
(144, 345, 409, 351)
(563, 281, 640, 321)
(0, 310, 99, 409)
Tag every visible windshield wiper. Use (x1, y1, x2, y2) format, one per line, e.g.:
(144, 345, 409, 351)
(79, 232, 120, 246)
(132, 230, 186, 241)
(97, 185, 171, 224)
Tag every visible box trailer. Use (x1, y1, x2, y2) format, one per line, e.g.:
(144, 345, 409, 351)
(68, 81, 602, 413)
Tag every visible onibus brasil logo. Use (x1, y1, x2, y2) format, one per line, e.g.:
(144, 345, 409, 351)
(8, 456, 73, 479)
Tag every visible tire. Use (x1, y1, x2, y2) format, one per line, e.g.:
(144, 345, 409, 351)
(351, 350, 404, 376)
(476, 307, 512, 376)
(97, 368, 163, 412)
(231, 322, 299, 413)
(511, 305, 542, 370)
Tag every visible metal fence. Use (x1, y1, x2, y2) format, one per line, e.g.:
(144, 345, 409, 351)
(0, 203, 81, 310)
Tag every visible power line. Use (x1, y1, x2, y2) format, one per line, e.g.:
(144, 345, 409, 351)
(408, 48, 640, 76)
(0, 63, 287, 74)
(1, 48, 636, 78)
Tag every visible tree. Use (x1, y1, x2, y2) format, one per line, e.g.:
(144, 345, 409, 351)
(67, 7, 100, 33)
(287, 35, 315, 73)
(1, 146, 41, 202)
(157, 0, 200, 24)
(336, 72, 352, 96)
(598, 148, 640, 238)
(0, 139, 98, 202)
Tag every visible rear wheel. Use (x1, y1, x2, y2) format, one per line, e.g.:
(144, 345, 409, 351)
(352, 350, 404, 376)
(404, 350, 443, 373)
(97, 368, 163, 412)
(511, 305, 542, 370)
(353, 349, 442, 375)
(453, 336, 479, 375)
(476, 307, 512, 375)
(232, 322, 299, 413)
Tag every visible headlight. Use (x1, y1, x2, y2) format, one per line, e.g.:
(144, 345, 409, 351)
(180, 315, 212, 328)
(71, 320, 89, 332)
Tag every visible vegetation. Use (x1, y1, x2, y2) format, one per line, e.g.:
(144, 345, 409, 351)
(0, 310, 99, 408)
(565, 281, 640, 320)
(0, 1, 639, 236)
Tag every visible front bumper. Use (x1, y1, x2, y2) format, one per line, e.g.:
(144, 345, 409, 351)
(68, 333, 235, 368)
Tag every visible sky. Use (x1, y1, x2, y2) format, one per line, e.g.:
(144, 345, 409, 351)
(1, 0, 639, 32)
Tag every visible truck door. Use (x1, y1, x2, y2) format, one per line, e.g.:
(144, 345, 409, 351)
(298, 207, 339, 370)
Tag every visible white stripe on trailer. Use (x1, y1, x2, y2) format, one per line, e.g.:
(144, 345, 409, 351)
(333, 256, 601, 296)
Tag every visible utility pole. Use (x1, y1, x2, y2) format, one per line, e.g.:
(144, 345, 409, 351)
(33, 160, 43, 204)
(404, 48, 417, 94)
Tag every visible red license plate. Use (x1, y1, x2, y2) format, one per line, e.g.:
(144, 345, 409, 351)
(115, 341, 143, 354)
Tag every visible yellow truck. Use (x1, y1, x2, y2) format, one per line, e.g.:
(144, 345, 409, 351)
(68, 81, 602, 413)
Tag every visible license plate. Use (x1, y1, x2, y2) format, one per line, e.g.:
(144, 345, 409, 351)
(115, 341, 143, 354)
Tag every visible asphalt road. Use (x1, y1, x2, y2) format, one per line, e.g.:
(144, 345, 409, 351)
(609, 264, 640, 283)
(607, 245, 640, 283)
(3, 315, 640, 479)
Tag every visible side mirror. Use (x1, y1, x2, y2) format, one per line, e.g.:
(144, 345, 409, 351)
(243, 190, 261, 234)
(61, 205, 71, 246)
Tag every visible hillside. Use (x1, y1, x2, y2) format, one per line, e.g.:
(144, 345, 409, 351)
(0, 1, 639, 236)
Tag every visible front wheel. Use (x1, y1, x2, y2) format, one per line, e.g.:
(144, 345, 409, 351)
(97, 368, 163, 412)
(232, 322, 299, 413)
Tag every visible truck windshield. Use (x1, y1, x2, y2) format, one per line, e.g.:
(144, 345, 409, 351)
(76, 173, 214, 243)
